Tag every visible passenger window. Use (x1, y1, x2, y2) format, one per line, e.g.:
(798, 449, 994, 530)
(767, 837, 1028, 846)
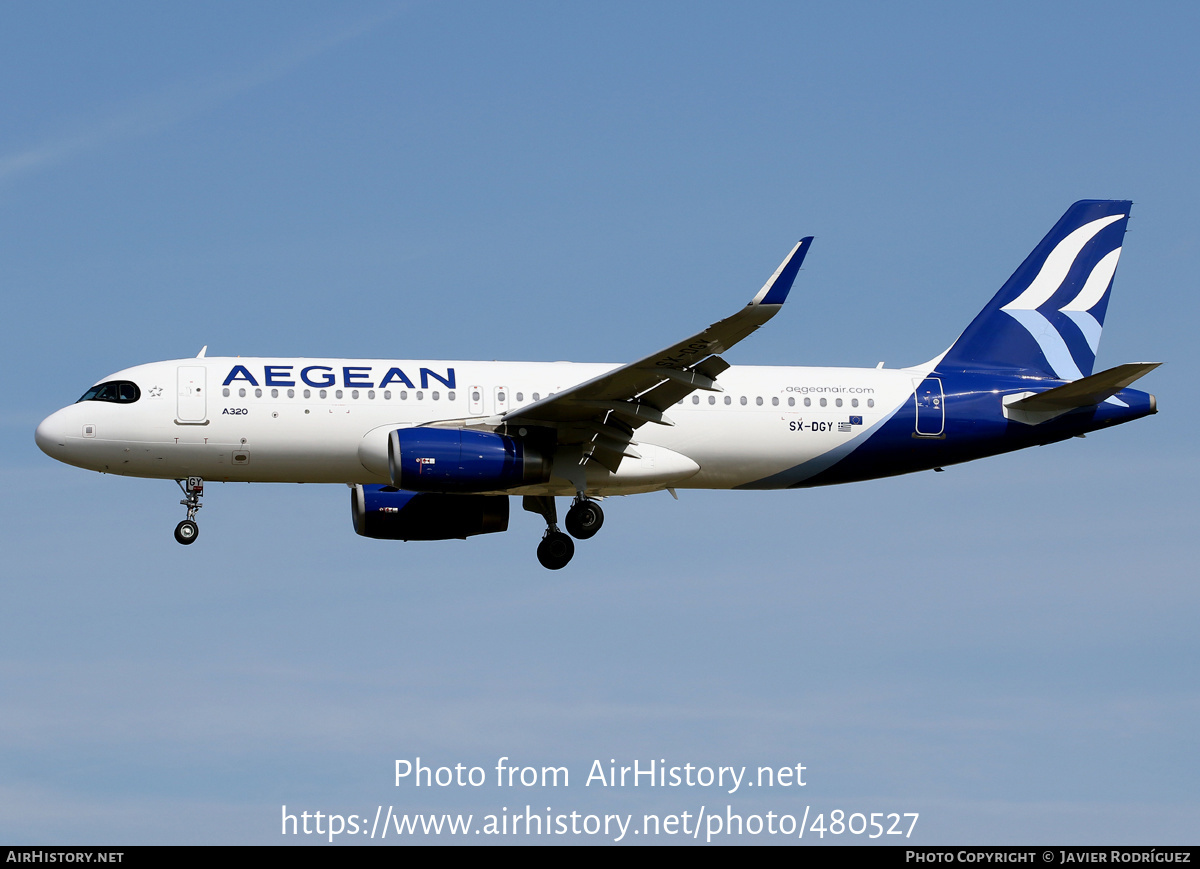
(255, 388, 263, 398)
(238, 388, 246, 398)
(433, 391, 440, 400)
(516, 392, 524, 402)
(303, 389, 311, 398)
(804, 397, 811, 407)
(867, 398, 874, 408)
(852, 398, 858, 407)
(772, 397, 779, 406)
(709, 395, 716, 405)
(448, 391, 455, 401)
(319, 389, 327, 399)
(835, 398, 842, 407)
(335, 389, 343, 399)
(384, 390, 392, 400)
(368, 390, 375, 399)
(271, 388, 278, 398)
(351, 390, 359, 399)
(788, 397, 795, 407)
(692, 395, 700, 404)
(416, 391, 424, 400)
(287, 389, 295, 398)
(222, 388, 230, 397)
(820, 398, 827, 407)
(756, 397, 763, 406)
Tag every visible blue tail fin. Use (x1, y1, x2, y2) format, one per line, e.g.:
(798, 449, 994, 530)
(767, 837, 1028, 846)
(938, 200, 1132, 379)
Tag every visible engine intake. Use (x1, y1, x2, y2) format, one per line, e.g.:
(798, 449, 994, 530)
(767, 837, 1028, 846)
(351, 485, 509, 540)
(389, 427, 550, 493)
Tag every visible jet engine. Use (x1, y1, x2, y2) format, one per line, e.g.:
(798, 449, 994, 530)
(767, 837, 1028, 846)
(351, 484, 509, 540)
(388, 427, 550, 493)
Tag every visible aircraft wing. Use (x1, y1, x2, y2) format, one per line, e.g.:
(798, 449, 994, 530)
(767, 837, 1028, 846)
(501, 237, 814, 472)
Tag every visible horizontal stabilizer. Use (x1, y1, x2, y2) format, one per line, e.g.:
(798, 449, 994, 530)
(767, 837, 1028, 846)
(1003, 362, 1159, 424)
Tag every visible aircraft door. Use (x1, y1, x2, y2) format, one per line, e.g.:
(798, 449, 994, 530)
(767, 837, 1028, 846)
(913, 377, 944, 436)
(494, 386, 509, 415)
(176, 366, 208, 423)
(468, 386, 484, 415)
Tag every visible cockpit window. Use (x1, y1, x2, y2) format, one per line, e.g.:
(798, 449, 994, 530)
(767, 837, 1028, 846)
(77, 381, 141, 404)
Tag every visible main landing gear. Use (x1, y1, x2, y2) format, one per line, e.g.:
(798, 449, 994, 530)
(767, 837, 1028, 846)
(525, 495, 605, 569)
(565, 496, 604, 540)
(173, 476, 204, 545)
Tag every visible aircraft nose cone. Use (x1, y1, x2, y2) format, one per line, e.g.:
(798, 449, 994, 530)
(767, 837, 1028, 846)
(35, 409, 70, 458)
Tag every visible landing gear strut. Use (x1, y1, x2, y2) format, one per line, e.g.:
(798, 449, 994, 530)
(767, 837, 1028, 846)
(524, 495, 574, 570)
(565, 497, 604, 540)
(174, 476, 204, 545)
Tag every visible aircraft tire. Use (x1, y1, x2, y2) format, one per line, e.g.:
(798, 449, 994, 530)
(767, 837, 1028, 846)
(565, 500, 604, 540)
(537, 530, 574, 569)
(174, 519, 199, 545)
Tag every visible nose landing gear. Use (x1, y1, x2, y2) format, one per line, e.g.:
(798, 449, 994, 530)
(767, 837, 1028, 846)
(174, 477, 204, 545)
(174, 519, 199, 544)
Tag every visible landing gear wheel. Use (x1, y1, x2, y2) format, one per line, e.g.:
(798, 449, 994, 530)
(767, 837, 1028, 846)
(537, 530, 575, 570)
(565, 499, 604, 540)
(174, 519, 199, 545)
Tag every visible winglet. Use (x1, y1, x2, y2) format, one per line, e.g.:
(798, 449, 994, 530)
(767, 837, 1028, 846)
(752, 237, 814, 306)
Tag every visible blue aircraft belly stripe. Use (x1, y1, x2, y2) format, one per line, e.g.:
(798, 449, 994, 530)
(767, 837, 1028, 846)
(735, 395, 910, 489)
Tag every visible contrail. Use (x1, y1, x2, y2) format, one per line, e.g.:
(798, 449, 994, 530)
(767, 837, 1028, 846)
(0, 4, 407, 185)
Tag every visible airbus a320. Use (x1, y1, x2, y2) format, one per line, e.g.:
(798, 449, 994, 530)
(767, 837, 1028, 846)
(36, 200, 1159, 568)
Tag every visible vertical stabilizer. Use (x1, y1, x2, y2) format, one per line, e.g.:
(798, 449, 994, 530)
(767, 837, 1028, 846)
(939, 200, 1131, 378)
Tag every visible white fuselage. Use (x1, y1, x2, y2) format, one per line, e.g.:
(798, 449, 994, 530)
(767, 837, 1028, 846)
(36, 357, 928, 495)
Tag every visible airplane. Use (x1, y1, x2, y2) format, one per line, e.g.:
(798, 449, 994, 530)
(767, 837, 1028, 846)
(35, 200, 1159, 569)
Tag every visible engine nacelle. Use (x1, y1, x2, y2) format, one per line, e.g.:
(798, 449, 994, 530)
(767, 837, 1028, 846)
(351, 484, 509, 540)
(388, 427, 550, 493)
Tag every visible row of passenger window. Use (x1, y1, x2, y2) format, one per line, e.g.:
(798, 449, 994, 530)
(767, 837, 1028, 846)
(472, 391, 545, 403)
(681, 395, 875, 408)
(220, 385, 874, 411)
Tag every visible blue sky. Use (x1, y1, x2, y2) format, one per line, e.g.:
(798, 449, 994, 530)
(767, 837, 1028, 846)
(2, 1, 1197, 844)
